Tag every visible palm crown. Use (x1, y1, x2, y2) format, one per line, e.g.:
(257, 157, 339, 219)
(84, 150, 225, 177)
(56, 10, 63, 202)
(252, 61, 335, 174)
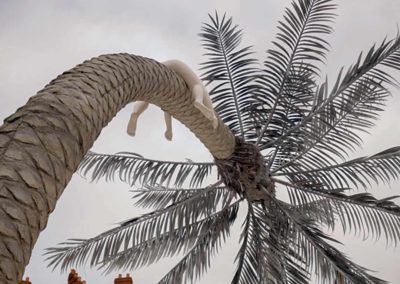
(46, 0, 400, 283)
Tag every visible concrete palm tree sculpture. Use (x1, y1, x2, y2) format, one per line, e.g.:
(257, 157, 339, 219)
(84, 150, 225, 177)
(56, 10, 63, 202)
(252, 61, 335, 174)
(1, 0, 400, 283)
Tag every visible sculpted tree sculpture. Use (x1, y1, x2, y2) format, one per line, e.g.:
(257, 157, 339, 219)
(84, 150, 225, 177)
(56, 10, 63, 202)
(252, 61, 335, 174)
(1, 0, 400, 283)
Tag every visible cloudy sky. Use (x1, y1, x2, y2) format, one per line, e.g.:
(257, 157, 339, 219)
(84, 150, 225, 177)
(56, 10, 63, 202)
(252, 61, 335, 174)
(1, 0, 400, 283)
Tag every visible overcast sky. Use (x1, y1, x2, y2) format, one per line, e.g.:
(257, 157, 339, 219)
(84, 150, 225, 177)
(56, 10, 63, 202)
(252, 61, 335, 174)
(1, 0, 400, 283)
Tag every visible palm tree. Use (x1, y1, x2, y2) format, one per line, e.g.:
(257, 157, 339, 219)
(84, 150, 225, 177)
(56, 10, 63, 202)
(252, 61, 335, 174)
(1, 0, 400, 283)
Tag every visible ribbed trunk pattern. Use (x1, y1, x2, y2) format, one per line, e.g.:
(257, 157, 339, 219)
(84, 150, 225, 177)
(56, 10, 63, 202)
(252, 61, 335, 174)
(0, 54, 235, 283)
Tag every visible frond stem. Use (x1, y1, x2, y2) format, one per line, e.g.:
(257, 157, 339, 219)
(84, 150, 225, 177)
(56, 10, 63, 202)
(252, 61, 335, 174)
(217, 29, 245, 138)
(86, 151, 215, 166)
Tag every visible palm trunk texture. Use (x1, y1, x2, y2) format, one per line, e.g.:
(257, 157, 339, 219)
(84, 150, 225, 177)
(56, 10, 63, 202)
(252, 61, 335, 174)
(0, 54, 235, 282)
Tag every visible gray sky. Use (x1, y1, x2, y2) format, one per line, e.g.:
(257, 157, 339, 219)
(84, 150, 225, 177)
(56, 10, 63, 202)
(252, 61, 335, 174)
(1, 0, 400, 283)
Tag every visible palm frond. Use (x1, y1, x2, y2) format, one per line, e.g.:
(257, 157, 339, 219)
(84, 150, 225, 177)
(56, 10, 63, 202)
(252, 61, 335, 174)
(256, 0, 336, 146)
(47, 201, 239, 277)
(264, 34, 400, 172)
(79, 151, 215, 188)
(289, 198, 337, 231)
(277, 146, 400, 190)
(199, 12, 260, 139)
(272, 75, 390, 173)
(260, 202, 311, 284)
(263, 66, 319, 169)
(232, 202, 309, 284)
(232, 204, 265, 284)
(131, 183, 232, 210)
(274, 200, 386, 284)
(45, 183, 228, 271)
(158, 201, 239, 284)
(277, 178, 400, 246)
(270, 76, 387, 171)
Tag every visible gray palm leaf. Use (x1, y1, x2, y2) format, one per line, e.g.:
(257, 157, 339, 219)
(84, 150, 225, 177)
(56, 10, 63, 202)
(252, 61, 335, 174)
(46, 0, 400, 283)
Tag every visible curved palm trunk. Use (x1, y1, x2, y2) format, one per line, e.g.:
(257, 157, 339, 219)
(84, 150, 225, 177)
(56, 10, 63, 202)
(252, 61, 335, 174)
(0, 54, 235, 282)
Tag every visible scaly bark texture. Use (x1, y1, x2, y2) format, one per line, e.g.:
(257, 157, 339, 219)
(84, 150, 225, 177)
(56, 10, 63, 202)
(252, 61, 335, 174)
(0, 54, 235, 283)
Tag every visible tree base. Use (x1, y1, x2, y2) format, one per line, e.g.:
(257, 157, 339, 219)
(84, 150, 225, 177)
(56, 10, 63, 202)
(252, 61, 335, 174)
(215, 137, 275, 202)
